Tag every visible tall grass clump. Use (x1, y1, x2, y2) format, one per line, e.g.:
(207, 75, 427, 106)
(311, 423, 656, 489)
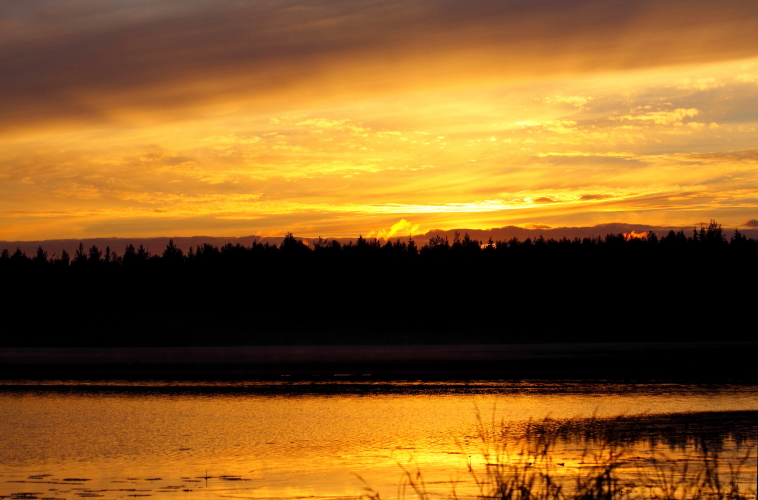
(357, 412, 756, 500)
(464, 413, 756, 500)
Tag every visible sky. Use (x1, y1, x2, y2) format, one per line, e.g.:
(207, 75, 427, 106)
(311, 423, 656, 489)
(2, 0, 758, 241)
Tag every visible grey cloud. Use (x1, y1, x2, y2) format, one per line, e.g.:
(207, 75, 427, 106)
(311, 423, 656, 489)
(160, 156, 194, 167)
(685, 149, 758, 163)
(531, 156, 644, 168)
(2, 0, 757, 131)
(579, 194, 613, 201)
(743, 219, 758, 228)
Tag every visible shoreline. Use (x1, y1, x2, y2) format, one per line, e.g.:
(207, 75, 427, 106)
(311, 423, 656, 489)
(1, 342, 756, 381)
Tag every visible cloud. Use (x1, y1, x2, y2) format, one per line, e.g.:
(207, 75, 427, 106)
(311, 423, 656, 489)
(367, 219, 421, 239)
(622, 230, 648, 239)
(580, 194, 613, 201)
(682, 149, 758, 163)
(515, 120, 577, 133)
(611, 108, 700, 125)
(2, 0, 758, 131)
(3, 8, 758, 243)
(543, 96, 594, 108)
(676, 78, 724, 91)
(743, 219, 758, 228)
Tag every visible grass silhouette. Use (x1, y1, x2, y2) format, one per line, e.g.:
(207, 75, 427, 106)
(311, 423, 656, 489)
(363, 413, 757, 500)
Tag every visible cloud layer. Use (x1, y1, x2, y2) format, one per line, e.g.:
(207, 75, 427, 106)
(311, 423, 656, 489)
(3, 0, 758, 130)
(1, 0, 758, 239)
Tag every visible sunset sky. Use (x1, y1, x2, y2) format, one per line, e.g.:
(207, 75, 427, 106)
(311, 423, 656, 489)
(2, 0, 758, 241)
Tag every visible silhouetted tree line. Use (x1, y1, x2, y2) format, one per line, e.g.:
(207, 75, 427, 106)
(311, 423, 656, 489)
(1, 220, 756, 347)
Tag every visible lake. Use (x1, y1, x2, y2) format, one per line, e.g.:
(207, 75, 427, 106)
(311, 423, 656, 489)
(1, 381, 756, 500)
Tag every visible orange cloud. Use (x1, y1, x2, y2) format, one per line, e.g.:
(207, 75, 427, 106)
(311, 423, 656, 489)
(623, 231, 649, 240)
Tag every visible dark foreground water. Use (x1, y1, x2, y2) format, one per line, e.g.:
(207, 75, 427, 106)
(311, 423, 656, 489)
(0, 381, 756, 500)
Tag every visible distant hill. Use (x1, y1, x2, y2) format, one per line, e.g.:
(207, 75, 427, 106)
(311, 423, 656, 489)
(3, 223, 757, 256)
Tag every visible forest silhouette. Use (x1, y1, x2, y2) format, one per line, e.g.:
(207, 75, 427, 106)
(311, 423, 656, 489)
(1, 220, 756, 347)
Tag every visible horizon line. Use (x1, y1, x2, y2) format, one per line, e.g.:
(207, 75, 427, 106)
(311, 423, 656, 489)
(4, 220, 758, 245)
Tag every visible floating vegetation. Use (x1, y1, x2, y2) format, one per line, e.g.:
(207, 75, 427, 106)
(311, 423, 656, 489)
(7, 481, 76, 486)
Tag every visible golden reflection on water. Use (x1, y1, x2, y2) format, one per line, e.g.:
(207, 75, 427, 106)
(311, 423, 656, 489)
(0, 382, 756, 500)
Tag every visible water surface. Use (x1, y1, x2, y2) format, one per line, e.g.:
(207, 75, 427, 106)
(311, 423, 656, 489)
(1, 381, 756, 500)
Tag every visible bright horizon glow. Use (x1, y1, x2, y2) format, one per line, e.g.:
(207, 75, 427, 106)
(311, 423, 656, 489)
(1, 0, 757, 240)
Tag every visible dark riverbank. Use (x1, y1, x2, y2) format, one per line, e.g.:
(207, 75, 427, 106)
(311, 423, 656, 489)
(2, 342, 756, 381)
